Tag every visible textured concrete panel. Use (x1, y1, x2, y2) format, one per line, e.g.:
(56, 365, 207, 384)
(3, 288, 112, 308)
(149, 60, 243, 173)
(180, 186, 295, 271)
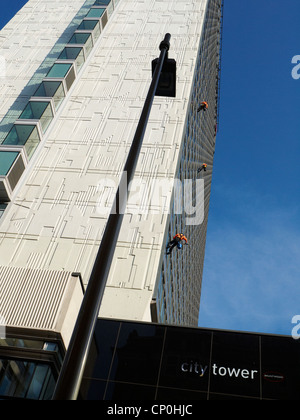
(0, 0, 220, 325)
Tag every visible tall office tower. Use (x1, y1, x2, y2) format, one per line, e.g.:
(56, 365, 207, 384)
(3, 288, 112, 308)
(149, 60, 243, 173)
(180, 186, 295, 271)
(0, 0, 222, 361)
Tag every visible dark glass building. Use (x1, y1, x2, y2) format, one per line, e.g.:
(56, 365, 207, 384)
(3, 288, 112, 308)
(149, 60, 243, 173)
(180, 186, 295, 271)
(79, 318, 300, 400)
(1, 318, 299, 400)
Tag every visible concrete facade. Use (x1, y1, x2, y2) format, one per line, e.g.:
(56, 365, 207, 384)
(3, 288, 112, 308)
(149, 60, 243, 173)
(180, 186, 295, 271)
(0, 0, 222, 337)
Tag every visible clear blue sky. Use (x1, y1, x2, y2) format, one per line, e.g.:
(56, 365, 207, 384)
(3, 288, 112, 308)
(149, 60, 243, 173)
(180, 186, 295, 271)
(0, 0, 28, 30)
(0, 1, 299, 337)
(199, 0, 300, 336)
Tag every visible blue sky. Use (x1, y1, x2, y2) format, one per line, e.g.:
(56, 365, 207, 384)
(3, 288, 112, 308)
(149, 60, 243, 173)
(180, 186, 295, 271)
(0, 0, 28, 30)
(199, 0, 300, 336)
(0, 1, 299, 337)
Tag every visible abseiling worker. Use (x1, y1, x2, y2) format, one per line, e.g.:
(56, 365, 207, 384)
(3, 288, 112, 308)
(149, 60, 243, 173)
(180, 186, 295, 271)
(166, 233, 188, 254)
(197, 101, 208, 112)
(198, 163, 207, 173)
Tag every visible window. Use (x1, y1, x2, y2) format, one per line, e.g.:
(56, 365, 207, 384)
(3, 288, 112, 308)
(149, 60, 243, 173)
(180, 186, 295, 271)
(0, 337, 63, 400)
(58, 46, 85, 72)
(0, 150, 25, 198)
(33, 81, 65, 111)
(77, 19, 101, 42)
(86, 7, 106, 18)
(3, 124, 40, 160)
(46, 63, 76, 92)
(0, 151, 19, 176)
(19, 101, 54, 133)
(77, 19, 99, 31)
(68, 33, 93, 57)
(46, 63, 72, 78)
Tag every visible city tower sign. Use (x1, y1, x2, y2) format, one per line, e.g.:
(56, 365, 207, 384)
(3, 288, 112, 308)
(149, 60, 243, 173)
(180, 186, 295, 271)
(181, 361, 258, 380)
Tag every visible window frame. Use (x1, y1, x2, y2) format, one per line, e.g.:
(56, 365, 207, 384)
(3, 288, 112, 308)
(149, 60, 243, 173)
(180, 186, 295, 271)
(18, 99, 55, 134)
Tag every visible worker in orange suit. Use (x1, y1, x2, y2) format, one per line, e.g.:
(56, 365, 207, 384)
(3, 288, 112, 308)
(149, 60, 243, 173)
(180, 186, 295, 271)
(197, 101, 208, 112)
(166, 233, 188, 254)
(198, 163, 207, 173)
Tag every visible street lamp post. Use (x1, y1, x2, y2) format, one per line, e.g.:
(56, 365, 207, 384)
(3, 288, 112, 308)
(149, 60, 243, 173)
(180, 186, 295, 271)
(52, 33, 176, 400)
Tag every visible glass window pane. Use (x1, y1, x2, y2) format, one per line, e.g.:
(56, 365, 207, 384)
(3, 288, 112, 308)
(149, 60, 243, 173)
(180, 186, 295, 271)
(23, 127, 40, 159)
(69, 33, 91, 45)
(59, 47, 85, 72)
(13, 362, 35, 398)
(34, 81, 59, 97)
(84, 37, 93, 57)
(46, 63, 72, 78)
(19, 102, 53, 134)
(69, 33, 93, 57)
(33, 81, 65, 111)
(59, 46, 81, 60)
(85, 37, 93, 57)
(19, 101, 48, 120)
(52, 83, 65, 110)
(0, 360, 34, 397)
(3, 125, 40, 160)
(0, 151, 19, 176)
(86, 8, 105, 18)
(39, 104, 54, 133)
(26, 365, 50, 400)
(77, 20, 101, 41)
(77, 19, 99, 31)
(33, 83, 47, 97)
(0, 359, 56, 400)
(3, 125, 35, 146)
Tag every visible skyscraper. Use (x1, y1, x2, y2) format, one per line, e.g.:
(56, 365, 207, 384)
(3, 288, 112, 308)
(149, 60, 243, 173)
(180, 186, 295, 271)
(0, 0, 222, 388)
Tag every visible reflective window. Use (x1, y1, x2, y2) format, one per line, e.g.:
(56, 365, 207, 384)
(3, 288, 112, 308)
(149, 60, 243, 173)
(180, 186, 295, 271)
(59, 47, 85, 72)
(46, 63, 72, 78)
(77, 19, 99, 31)
(26, 364, 55, 400)
(77, 19, 101, 41)
(3, 125, 40, 160)
(0, 359, 56, 400)
(0, 151, 19, 176)
(0, 336, 63, 400)
(86, 7, 106, 18)
(46, 63, 76, 92)
(19, 101, 54, 133)
(33, 81, 65, 111)
(109, 323, 165, 385)
(69, 33, 93, 57)
(0, 338, 57, 352)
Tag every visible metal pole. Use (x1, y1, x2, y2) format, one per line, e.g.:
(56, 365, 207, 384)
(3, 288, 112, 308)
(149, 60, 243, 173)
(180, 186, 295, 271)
(52, 33, 172, 400)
